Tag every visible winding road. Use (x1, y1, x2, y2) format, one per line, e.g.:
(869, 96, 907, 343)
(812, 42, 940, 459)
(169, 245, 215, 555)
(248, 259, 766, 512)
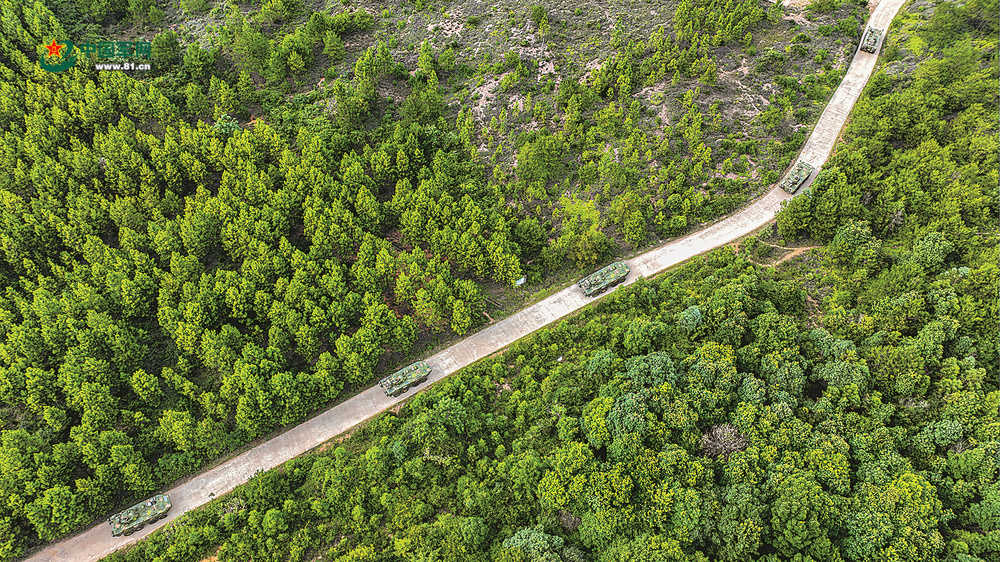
(24, 0, 907, 559)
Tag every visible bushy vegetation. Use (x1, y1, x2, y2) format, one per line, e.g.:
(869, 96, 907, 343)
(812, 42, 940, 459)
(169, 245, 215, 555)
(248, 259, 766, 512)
(0, 0, 994, 558)
(0, 0, 832, 550)
(101, 133, 997, 561)
(0, 0, 519, 555)
(92, 6, 998, 560)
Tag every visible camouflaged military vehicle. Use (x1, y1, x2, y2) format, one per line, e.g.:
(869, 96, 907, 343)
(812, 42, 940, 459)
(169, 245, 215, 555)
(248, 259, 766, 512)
(109, 494, 171, 537)
(861, 27, 883, 53)
(380, 361, 431, 397)
(778, 161, 814, 194)
(579, 262, 629, 297)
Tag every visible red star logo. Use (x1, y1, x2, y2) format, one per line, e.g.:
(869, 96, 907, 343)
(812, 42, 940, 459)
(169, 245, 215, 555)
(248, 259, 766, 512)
(43, 40, 64, 58)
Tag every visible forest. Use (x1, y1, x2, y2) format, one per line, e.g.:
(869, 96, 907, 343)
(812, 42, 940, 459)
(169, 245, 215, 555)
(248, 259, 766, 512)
(71, 1, 998, 561)
(0, 0, 878, 555)
(0, 0, 996, 558)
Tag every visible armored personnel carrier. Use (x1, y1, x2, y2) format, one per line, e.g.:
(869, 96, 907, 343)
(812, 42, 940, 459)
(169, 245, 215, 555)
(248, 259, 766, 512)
(861, 27, 883, 53)
(579, 262, 629, 296)
(380, 361, 431, 397)
(109, 494, 171, 537)
(778, 161, 815, 194)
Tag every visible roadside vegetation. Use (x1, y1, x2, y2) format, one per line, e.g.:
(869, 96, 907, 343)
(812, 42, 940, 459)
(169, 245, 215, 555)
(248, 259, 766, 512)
(80, 2, 1000, 561)
(0, 0, 995, 558)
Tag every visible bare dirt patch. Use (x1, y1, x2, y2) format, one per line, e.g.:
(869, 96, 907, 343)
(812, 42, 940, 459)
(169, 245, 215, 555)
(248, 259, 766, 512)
(771, 245, 820, 265)
(718, 57, 751, 81)
(784, 10, 812, 26)
(198, 547, 221, 562)
(494, 381, 512, 397)
(635, 82, 669, 100)
(428, 18, 465, 36)
(580, 58, 604, 83)
(559, 510, 582, 531)
(744, 242, 820, 267)
(471, 72, 510, 119)
(379, 74, 411, 100)
(804, 293, 823, 327)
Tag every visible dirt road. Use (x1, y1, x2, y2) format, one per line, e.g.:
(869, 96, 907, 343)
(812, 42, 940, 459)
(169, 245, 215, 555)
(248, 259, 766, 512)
(23, 0, 906, 559)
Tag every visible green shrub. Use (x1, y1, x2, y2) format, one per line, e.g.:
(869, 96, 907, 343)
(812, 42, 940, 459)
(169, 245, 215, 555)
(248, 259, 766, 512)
(530, 5, 546, 27)
(775, 75, 804, 92)
(258, 0, 302, 23)
(755, 49, 787, 72)
(808, 0, 838, 12)
(836, 18, 859, 38)
(128, 0, 153, 23)
(180, 0, 209, 14)
(147, 5, 164, 25)
(353, 9, 374, 29)
(213, 114, 241, 140)
(151, 30, 182, 70)
(790, 43, 810, 57)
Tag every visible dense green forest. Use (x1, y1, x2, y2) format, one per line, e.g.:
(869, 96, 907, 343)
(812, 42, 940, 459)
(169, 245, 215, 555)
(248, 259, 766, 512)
(1, 0, 997, 559)
(72, 1, 1000, 561)
(0, 0, 878, 554)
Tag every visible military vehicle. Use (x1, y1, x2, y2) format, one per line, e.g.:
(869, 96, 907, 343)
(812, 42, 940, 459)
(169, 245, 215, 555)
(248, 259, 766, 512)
(861, 27, 883, 53)
(778, 161, 815, 194)
(380, 361, 431, 397)
(579, 262, 629, 297)
(109, 494, 171, 537)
